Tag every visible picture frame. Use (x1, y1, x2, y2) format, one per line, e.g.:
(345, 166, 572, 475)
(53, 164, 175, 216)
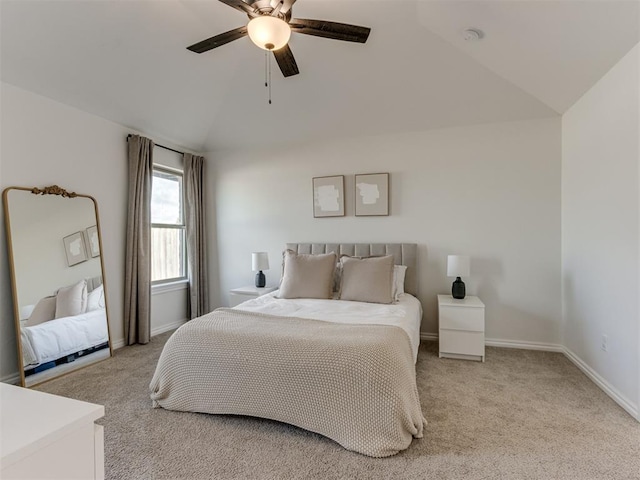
(85, 225, 100, 258)
(355, 173, 389, 216)
(313, 175, 345, 218)
(63, 231, 88, 267)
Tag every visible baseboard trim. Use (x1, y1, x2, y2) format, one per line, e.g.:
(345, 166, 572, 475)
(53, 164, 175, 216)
(1, 373, 21, 385)
(420, 333, 438, 342)
(563, 347, 638, 420)
(110, 319, 186, 351)
(151, 318, 187, 337)
(485, 337, 565, 353)
(419, 332, 563, 352)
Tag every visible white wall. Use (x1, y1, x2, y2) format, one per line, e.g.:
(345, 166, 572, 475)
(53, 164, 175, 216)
(0, 82, 189, 381)
(209, 117, 562, 346)
(562, 44, 640, 418)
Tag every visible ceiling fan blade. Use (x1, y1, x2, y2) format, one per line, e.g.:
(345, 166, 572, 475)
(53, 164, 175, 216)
(273, 45, 299, 77)
(218, 0, 257, 17)
(289, 19, 371, 43)
(187, 26, 248, 54)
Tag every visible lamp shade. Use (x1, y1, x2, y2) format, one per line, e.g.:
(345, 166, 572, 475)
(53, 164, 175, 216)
(247, 16, 291, 51)
(252, 252, 270, 271)
(447, 255, 470, 278)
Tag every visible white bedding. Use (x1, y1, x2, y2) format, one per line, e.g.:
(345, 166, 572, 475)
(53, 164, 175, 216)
(21, 309, 109, 368)
(234, 292, 423, 362)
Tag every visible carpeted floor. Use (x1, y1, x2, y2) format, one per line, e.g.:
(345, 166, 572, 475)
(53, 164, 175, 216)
(36, 332, 640, 480)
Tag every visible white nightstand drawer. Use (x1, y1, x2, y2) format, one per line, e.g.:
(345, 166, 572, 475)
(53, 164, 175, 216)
(439, 305, 484, 332)
(440, 330, 485, 357)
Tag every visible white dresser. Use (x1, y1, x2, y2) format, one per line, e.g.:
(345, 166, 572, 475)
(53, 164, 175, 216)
(0, 383, 105, 479)
(438, 294, 485, 362)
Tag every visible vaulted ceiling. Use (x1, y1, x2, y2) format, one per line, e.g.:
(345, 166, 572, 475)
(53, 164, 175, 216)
(2, 0, 638, 152)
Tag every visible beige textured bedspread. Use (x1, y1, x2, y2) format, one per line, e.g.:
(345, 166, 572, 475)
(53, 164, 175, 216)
(149, 308, 426, 457)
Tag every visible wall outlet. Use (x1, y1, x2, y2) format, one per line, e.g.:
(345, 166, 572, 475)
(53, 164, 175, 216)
(601, 334, 608, 352)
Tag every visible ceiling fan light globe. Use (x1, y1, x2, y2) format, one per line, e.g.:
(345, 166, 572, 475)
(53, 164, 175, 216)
(247, 16, 291, 50)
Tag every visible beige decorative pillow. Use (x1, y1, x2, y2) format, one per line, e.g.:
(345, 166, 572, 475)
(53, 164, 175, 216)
(25, 296, 57, 327)
(339, 255, 395, 304)
(55, 279, 88, 318)
(279, 250, 337, 299)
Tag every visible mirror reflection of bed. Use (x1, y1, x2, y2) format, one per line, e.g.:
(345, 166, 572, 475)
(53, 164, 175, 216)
(3, 186, 112, 387)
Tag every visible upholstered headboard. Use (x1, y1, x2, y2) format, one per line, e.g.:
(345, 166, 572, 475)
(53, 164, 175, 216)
(286, 243, 418, 296)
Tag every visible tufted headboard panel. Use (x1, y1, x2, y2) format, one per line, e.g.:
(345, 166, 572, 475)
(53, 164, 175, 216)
(286, 243, 418, 296)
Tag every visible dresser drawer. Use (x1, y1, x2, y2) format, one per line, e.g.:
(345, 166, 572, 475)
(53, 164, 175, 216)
(439, 330, 485, 357)
(439, 305, 484, 332)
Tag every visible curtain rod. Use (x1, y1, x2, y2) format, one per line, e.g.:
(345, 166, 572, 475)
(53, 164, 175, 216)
(126, 134, 185, 156)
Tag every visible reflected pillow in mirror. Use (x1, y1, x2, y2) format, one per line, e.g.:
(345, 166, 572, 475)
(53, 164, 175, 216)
(25, 296, 57, 327)
(55, 279, 88, 318)
(87, 284, 105, 312)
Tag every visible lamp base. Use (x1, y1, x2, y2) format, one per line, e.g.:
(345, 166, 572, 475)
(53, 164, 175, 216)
(255, 271, 266, 288)
(452, 277, 466, 299)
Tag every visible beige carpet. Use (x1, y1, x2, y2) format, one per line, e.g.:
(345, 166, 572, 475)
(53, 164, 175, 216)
(36, 332, 640, 480)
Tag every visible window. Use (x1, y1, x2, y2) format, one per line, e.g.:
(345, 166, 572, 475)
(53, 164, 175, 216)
(151, 166, 186, 283)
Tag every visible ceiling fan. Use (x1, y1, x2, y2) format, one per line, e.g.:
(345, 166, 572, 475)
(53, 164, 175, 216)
(187, 0, 371, 78)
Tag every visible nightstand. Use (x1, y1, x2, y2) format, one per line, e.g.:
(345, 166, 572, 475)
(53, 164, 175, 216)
(438, 294, 485, 362)
(229, 285, 277, 307)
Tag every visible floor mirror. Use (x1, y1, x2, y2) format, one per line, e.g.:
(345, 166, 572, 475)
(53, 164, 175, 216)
(3, 185, 112, 387)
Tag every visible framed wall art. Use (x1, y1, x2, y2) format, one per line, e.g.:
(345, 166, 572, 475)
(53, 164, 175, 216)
(63, 231, 88, 267)
(313, 175, 345, 218)
(85, 225, 100, 258)
(355, 173, 389, 216)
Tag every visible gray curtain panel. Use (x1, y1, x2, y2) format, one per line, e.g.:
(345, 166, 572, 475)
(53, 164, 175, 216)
(124, 135, 153, 345)
(184, 153, 209, 319)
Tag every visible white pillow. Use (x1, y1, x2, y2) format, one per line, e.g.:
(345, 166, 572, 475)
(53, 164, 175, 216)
(393, 265, 407, 301)
(87, 284, 105, 311)
(55, 280, 88, 318)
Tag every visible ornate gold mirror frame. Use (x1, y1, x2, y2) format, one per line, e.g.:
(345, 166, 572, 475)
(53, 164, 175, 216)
(3, 185, 112, 387)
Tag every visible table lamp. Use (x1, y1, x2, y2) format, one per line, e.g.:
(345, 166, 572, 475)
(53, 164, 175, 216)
(252, 252, 269, 288)
(447, 255, 470, 299)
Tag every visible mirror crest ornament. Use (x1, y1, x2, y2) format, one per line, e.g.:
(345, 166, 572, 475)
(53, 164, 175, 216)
(30, 185, 78, 198)
(3, 185, 112, 387)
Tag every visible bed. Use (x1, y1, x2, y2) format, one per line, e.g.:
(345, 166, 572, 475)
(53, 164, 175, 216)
(150, 243, 426, 457)
(20, 277, 109, 376)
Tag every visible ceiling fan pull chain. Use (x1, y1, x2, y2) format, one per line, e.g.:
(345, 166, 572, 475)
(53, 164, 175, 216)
(265, 51, 268, 87)
(268, 53, 272, 105)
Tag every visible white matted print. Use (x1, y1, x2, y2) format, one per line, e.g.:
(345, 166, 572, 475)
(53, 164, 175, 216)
(85, 225, 100, 258)
(355, 173, 389, 216)
(63, 231, 88, 266)
(313, 175, 345, 218)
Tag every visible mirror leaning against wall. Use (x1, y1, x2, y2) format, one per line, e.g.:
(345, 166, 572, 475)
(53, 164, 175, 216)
(3, 186, 112, 387)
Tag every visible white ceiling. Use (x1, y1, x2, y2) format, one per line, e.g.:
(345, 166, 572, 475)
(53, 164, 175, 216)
(1, 0, 638, 152)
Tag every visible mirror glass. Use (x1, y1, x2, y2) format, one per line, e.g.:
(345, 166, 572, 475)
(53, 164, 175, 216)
(3, 186, 111, 387)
